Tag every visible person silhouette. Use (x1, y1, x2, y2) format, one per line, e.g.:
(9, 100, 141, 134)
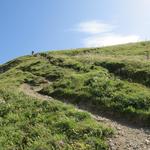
(32, 51, 34, 55)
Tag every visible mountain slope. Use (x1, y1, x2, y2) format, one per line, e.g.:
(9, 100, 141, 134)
(0, 63, 113, 149)
(0, 41, 150, 149)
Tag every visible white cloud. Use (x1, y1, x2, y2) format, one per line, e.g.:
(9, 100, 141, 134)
(72, 20, 141, 47)
(75, 20, 115, 34)
(83, 34, 140, 47)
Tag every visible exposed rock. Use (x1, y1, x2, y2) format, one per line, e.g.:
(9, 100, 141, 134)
(145, 139, 150, 145)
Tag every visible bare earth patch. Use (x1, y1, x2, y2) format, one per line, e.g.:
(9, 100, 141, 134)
(20, 83, 53, 101)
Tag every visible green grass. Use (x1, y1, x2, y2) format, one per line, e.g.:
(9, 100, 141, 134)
(0, 41, 150, 149)
(94, 60, 150, 87)
(0, 55, 113, 150)
(40, 67, 150, 126)
(0, 87, 113, 150)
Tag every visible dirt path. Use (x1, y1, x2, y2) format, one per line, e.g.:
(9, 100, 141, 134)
(20, 83, 150, 150)
(92, 115, 150, 150)
(20, 84, 53, 101)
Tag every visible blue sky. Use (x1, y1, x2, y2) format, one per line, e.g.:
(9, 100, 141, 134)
(0, 0, 150, 64)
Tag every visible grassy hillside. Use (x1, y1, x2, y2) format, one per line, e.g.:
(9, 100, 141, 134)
(0, 41, 150, 149)
(0, 88, 113, 150)
(0, 60, 114, 150)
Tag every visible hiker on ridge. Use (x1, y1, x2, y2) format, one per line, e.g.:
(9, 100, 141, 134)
(32, 51, 35, 55)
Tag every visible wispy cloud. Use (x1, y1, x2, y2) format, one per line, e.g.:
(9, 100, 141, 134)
(73, 20, 141, 47)
(74, 20, 115, 34)
(83, 34, 140, 47)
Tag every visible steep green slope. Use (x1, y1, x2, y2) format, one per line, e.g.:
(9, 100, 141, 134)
(0, 59, 113, 150)
(36, 42, 150, 126)
(0, 41, 150, 149)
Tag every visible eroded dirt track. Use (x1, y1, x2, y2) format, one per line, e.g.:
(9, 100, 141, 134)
(20, 84, 53, 101)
